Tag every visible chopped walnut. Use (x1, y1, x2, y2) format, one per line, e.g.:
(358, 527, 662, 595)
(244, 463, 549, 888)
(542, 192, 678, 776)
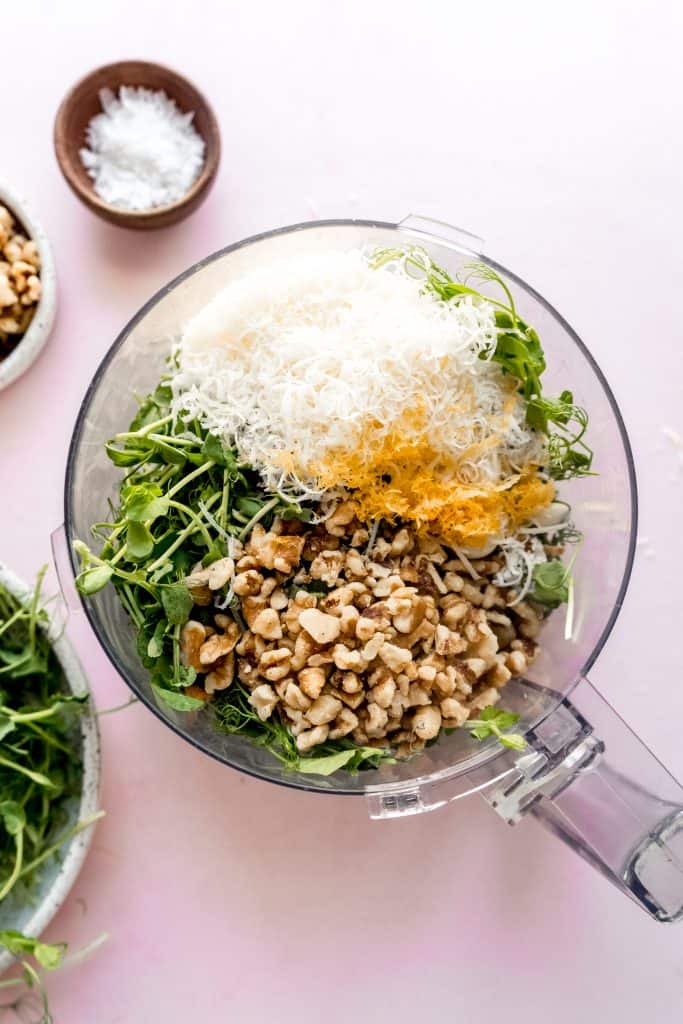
(205, 653, 235, 694)
(306, 694, 343, 726)
(0, 205, 42, 359)
(298, 607, 341, 645)
(259, 647, 292, 681)
(309, 550, 345, 585)
(298, 666, 327, 700)
(180, 621, 207, 672)
(251, 608, 283, 640)
(413, 704, 442, 739)
(296, 724, 329, 752)
(185, 510, 550, 757)
(249, 683, 279, 721)
(247, 524, 305, 573)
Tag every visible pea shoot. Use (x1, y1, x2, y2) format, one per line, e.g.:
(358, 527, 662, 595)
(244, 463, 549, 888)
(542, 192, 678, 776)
(212, 683, 395, 775)
(370, 246, 595, 481)
(463, 707, 527, 751)
(0, 570, 103, 1020)
(0, 571, 98, 907)
(73, 385, 394, 775)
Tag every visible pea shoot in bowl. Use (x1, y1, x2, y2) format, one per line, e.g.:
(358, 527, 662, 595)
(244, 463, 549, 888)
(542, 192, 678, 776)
(70, 233, 594, 779)
(0, 564, 101, 987)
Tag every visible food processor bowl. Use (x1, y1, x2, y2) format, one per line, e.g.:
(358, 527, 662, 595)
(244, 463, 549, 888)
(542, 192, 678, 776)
(62, 216, 683, 921)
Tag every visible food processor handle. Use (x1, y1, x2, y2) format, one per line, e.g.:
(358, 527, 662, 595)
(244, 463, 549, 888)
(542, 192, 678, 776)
(482, 676, 683, 922)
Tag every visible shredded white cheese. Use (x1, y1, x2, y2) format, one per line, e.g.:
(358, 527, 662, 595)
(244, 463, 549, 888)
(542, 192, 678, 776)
(172, 249, 543, 501)
(494, 536, 547, 606)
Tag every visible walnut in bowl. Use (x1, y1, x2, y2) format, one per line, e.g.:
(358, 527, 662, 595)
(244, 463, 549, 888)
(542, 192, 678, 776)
(0, 182, 56, 391)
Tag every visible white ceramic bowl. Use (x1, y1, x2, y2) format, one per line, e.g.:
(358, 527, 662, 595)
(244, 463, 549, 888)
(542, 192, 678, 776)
(0, 182, 57, 391)
(0, 564, 100, 974)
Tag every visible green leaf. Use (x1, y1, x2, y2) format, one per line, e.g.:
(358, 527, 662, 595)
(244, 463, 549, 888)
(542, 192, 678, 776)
(278, 503, 314, 523)
(523, 327, 546, 375)
(123, 483, 170, 523)
(526, 392, 594, 481)
(487, 331, 544, 399)
(494, 309, 514, 329)
(201, 432, 225, 464)
(136, 625, 159, 669)
(126, 521, 155, 560)
(547, 436, 594, 480)
(288, 580, 330, 599)
(483, 707, 520, 727)
(483, 709, 519, 730)
(160, 584, 193, 625)
(128, 382, 172, 430)
(105, 442, 149, 467)
(147, 620, 166, 659)
(296, 749, 360, 775)
(75, 564, 113, 595)
(174, 664, 197, 689)
(151, 684, 205, 711)
(235, 496, 264, 518)
(147, 436, 188, 465)
(526, 390, 576, 432)
(201, 543, 225, 568)
(467, 724, 491, 741)
(296, 745, 395, 775)
(212, 685, 394, 775)
(530, 560, 569, 607)
(499, 733, 528, 751)
(463, 706, 527, 751)
(201, 433, 241, 473)
(72, 539, 93, 566)
(0, 712, 15, 740)
(0, 801, 26, 835)
(0, 755, 55, 787)
(0, 930, 66, 970)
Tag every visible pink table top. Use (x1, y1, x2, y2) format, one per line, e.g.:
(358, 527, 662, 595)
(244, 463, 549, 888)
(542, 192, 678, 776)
(3, 3, 683, 1020)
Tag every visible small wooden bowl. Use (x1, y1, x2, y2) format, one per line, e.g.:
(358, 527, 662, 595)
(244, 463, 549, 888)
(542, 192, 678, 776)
(54, 60, 220, 230)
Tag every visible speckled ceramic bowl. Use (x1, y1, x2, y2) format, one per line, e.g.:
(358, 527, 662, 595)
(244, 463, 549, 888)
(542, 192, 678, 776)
(0, 563, 100, 975)
(0, 182, 57, 392)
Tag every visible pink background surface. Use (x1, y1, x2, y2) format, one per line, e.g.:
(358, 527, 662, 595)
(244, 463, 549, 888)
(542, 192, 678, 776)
(3, 2, 683, 1020)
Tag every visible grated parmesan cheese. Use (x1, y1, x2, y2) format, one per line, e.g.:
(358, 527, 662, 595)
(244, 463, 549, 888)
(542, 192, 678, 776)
(172, 248, 550, 545)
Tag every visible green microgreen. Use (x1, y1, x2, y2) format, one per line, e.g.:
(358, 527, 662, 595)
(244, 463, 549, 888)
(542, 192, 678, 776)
(0, 931, 63, 1024)
(0, 571, 104, 1021)
(0, 931, 66, 971)
(212, 683, 395, 775)
(0, 570, 91, 905)
(529, 541, 582, 639)
(73, 381, 306, 696)
(463, 706, 527, 750)
(369, 246, 594, 480)
(529, 560, 570, 607)
(0, 928, 109, 1022)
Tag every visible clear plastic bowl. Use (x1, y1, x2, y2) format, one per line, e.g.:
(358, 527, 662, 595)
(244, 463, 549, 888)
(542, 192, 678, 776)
(63, 217, 683, 921)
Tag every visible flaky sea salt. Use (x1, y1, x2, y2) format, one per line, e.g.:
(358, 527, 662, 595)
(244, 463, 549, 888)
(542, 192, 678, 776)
(79, 86, 205, 211)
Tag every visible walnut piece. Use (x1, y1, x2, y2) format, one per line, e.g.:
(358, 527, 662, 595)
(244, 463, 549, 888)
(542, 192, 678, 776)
(187, 513, 543, 757)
